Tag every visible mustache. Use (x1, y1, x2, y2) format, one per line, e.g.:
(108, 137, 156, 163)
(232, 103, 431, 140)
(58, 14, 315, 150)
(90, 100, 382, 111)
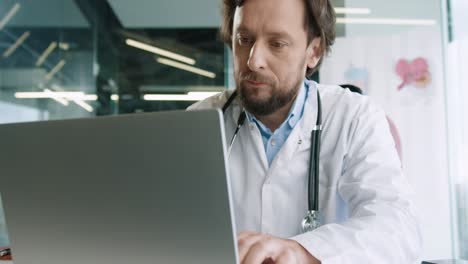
(241, 72, 272, 84)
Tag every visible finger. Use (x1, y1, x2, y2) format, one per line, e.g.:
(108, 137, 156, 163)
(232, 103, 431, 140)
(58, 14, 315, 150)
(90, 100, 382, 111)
(242, 239, 279, 264)
(238, 234, 263, 263)
(274, 249, 297, 264)
(262, 258, 275, 264)
(238, 230, 259, 240)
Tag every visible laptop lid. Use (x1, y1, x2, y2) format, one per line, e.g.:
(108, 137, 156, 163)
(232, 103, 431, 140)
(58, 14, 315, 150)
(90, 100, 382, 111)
(0, 109, 238, 264)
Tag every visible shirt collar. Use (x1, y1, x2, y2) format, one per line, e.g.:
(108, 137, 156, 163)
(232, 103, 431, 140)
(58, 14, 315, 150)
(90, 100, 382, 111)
(287, 81, 307, 128)
(245, 80, 308, 134)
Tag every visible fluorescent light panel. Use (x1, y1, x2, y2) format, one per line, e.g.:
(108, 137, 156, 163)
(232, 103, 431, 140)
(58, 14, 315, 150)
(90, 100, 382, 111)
(156, 58, 216, 79)
(14, 90, 94, 112)
(187, 91, 221, 97)
(15, 91, 97, 101)
(334, 8, 371, 15)
(15, 91, 82, 98)
(82, 94, 98, 101)
(43, 89, 69, 106)
(126, 39, 195, 65)
(144, 91, 221, 101)
(3, 31, 30, 58)
(16, 89, 217, 104)
(36, 42, 57, 66)
(0, 3, 21, 30)
(45, 59, 66, 81)
(336, 17, 436, 26)
(72, 99, 93, 112)
(58, 42, 70, 50)
(144, 94, 203, 101)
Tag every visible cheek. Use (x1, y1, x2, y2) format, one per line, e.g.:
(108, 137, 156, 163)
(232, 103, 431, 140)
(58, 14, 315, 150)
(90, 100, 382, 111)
(233, 46, 249, 68)
(273, 56, 306, 85)
(269, 57, 299, 81)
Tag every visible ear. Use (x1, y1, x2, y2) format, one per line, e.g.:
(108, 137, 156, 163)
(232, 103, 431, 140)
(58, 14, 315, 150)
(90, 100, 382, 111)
(306, 37, 321, 69)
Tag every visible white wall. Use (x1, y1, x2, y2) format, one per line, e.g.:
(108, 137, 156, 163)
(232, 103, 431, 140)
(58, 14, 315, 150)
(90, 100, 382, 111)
(446, 0, 468, 257)
(320, 28, 453, 259)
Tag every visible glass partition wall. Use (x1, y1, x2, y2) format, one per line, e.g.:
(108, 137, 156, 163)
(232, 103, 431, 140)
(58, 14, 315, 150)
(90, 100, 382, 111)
(0, 0, 226, 123)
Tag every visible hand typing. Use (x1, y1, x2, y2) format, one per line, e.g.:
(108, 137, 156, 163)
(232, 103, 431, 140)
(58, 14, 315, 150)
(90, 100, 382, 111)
(237, 231, 320, 264)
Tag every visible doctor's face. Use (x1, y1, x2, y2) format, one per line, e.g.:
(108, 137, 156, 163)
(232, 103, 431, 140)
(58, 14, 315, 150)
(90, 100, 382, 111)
(232, 0, 320, 116)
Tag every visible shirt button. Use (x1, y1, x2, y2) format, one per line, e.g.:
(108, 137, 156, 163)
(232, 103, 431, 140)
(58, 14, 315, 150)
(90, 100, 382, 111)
(271, 139, 276, 146)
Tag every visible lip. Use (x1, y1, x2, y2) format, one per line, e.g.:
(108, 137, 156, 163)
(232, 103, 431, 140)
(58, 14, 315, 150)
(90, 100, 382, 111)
(245, 80, 266, 86)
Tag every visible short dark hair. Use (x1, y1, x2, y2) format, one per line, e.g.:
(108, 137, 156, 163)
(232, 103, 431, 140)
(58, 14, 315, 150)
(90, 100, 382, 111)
(220, 0, 336, 77)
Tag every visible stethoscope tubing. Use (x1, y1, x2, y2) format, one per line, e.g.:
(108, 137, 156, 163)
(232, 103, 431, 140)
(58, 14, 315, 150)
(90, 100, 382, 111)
(222, 88, 322, 230)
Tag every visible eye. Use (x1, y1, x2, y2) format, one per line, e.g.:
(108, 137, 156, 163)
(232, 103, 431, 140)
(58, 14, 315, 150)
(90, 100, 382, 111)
(237, 34, 253, 46)
(270, 41, 287, 49)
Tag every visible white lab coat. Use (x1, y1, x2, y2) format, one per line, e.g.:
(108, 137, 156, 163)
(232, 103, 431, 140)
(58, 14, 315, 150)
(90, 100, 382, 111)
(188, 80, 422, 263)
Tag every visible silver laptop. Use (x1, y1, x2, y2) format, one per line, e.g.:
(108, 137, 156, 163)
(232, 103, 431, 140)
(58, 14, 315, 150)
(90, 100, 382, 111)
(0, 109, 238, 264)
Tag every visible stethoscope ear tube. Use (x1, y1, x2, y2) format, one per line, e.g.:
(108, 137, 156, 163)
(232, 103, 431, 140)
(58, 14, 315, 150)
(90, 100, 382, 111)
(308, 128, 321, 211)
(303, 90, 322, 232)
(227, 111, 246, 157)
(307, 90, 322, 212)
(222, 90, 238, 113)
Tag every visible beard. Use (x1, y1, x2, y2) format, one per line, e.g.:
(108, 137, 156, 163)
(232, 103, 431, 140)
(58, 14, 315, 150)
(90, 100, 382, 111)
(236, 70, 303, 116)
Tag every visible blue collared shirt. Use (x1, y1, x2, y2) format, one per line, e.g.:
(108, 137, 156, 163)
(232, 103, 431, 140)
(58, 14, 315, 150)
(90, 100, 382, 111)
(246, 81, 309, 166)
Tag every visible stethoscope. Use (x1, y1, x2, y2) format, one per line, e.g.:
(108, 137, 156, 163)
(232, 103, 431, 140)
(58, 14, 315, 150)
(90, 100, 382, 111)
(222, 88, 322, 233)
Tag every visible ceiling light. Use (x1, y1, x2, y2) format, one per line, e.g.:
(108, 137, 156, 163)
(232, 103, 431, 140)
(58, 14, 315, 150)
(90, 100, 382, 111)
(82, 94, 98, 101)
(58, 42, 70, 50)
(187, 91, 221, 97)
(334, 8, 371, 15)
(44, 89, 69, 106)
(2, 31, 30, 58)
(126, 38, 195, 65)
(15, 91, 97, 101)
(14, 92, 46, 98)
(156, 57, 216, 79)
(72, 99, 93, 112)
(15, 91, 82, 99)
(143, 94, 204, 101)
(144, 91, 221, 101)
(0, 3, 21, 30)
(45, 59, 66, 81)
(336, 18, 437, 26)
(36, 42, 57, 66)
(111, 94, 119, 101)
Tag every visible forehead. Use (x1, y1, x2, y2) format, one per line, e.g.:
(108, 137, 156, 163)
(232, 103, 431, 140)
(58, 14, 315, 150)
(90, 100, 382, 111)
(233, 0, 307, 34)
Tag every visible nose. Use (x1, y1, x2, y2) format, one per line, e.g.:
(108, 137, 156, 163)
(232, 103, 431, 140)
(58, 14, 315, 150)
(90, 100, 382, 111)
(247, 42, 267, 72)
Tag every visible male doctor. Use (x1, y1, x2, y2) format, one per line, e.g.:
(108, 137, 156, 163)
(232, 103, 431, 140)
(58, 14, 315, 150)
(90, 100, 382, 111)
(189, 0, 422, 263)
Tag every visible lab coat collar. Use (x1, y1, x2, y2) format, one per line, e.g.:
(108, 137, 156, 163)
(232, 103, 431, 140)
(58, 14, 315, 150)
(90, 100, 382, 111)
(300, 79, 319, 136)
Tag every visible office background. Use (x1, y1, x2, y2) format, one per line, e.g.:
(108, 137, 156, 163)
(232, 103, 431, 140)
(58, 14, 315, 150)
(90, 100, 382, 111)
(0, 0, 467, 260)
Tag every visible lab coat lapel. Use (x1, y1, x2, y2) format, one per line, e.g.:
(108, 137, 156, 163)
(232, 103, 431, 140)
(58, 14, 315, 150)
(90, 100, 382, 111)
(270, 81, 318, 169)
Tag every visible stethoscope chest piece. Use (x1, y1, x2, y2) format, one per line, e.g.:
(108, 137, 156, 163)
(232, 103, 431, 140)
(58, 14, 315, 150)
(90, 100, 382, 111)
(301, 210, 320, 232)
